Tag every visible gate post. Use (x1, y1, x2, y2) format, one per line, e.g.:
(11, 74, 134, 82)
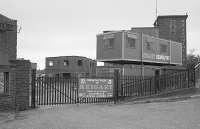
(31, 68, 36, 108)
(155, 75, 159, 94)
(187, 69, 190, 88)
(114, 70, 120, 104)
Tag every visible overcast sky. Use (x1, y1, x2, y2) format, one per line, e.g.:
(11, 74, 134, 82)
(0, 0, 199, 69)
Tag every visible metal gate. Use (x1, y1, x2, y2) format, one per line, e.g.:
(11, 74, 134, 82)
(35, 76, 78, 105)
(33, 76, 114, 106)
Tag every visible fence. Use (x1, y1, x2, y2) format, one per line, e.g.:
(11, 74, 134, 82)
(117, 69, 195, 100)
(32, 69, 197, 106)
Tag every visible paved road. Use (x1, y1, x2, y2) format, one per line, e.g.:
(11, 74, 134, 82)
(1, 98, 200, 129)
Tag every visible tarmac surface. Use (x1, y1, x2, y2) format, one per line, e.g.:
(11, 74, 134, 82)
(0, 96, 200, 129)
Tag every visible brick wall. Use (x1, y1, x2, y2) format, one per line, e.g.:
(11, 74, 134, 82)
(0, 60, 32, 111)
(0, 94, 14, 111)
(0, 14, 17, 66)
(0, 67, 15, 111)
(5, 21, 17, 60)
(11, 60, 31, 111)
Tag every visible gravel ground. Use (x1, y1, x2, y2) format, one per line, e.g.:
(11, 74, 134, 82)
(0, 98, 200, 129)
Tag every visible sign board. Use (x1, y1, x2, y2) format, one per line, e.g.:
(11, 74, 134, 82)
(143, 53, 170, 61)
(78, 78, 114, 98)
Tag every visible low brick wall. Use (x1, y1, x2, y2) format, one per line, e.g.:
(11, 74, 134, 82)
(0, 60, 32, 111)
(0, 66, 15, 111)
(0, 94, 14, 111)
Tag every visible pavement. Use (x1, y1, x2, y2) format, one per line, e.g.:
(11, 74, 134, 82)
(0, 112, 14, 125)
(0, 91, 200, 129)
(123, 93, 200, 104)
(1, 88, 200, 129)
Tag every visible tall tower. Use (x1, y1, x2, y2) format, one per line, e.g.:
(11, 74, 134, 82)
(154, 15, 188, 65)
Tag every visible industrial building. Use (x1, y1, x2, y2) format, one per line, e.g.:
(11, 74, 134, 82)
(96, 15, 187, 76)
(45, 56, 97, 78)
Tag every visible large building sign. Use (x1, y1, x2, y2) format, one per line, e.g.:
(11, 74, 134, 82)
(79, 78, 113, 98)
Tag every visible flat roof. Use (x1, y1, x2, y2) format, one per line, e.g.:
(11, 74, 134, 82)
(46, 56, 96, 62)
(154, 14, 188, 25)
(156, 15, 188, 19)
(0, 13, 16, 22)
(98, 60, 177, 66)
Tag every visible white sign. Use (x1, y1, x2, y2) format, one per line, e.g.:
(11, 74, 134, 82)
(103, 34, 114, 40)
(143, 53, 170, 61)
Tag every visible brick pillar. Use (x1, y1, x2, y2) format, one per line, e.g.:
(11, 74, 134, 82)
(10, 60, 31, 110)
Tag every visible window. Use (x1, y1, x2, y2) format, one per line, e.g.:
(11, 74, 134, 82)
(90, 62, 95, 68)
(0, 72, 9, 94)
(104, 38, 114, 49)
(127, 38, 136, 48)
(146, 41, 152, 51)
(90, 62, 92, 68)
(170, 20, 176, 34)
(160, 44, 167, 54)
(64, 60, 69, 66)
(78, 60, 83, 66)
(48, 61, 54, 66)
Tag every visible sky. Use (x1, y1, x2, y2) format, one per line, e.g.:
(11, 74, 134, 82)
(0, 0, 200, 69)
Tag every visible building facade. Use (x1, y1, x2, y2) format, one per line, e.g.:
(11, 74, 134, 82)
(45, 56, 97, 78)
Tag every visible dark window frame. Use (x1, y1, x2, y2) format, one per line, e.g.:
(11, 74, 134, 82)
(78, 60, 83, 67)
(0, 72, 9, 94)
(63, 60, 69, 66)
(48, 61, 54, 67)
(146, 41, 152, 51)
(127, 37, 136, 49)
(170, 20, 176, 34)
(104, 38, 114, 49)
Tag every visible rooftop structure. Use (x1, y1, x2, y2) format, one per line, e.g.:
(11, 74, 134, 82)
(45, 56, 97, 78)
(97, 30, 182, 66)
